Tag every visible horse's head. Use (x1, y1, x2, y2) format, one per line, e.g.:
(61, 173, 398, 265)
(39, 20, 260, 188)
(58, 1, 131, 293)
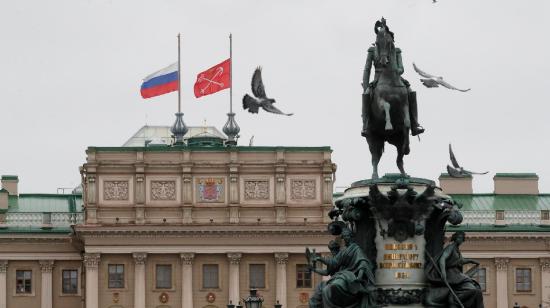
(375, 21, 395, 67)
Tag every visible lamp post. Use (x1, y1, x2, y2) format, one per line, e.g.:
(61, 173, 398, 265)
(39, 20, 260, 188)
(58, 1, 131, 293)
(227, 301, 235, 308)
(274, 300, 282, 308)
(244, 289, 263, 308)
(513, 303, 520, 308)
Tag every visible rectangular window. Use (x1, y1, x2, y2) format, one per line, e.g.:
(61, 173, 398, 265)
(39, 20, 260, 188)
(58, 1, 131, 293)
(473, 268, 486, 292)
(156, 265, 172, 289)
(296, 264, 312, 288)
(202, 264, 219, 289)
(249, 264, 266, 289)
(516, 268, 532, 292)
(62, 269, 79, 294)
(15, 270, 32, 294)
(108, 264, 124, 289)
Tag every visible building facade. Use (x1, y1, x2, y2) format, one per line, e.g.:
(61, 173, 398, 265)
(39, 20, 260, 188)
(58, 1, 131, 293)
(0, 128, 549, 308)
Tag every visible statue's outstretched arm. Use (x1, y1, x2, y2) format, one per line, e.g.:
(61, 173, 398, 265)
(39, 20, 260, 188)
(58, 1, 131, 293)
(438, 245, 452, 283)
(363, 49, 374, 92)
(311, 267, 330, 276)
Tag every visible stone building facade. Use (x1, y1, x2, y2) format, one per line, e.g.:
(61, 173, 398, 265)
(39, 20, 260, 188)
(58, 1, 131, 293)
(0, 128, 549, 308)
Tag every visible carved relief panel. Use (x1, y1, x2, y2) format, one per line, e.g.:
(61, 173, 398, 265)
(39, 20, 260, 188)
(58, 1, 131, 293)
(286, 175, 320, 205)
(99, 176, 134, 205)
(195, 177, 226, 204)
(239, 176, 274, 205)
(146, 176, 181, 205)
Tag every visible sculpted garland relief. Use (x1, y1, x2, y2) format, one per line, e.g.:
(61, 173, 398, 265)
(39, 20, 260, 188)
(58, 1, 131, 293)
(103, 181, 129, 201)
(291, 179, 316, 200)
(151, 181, 176, 200)
(244, 180, 269, 200)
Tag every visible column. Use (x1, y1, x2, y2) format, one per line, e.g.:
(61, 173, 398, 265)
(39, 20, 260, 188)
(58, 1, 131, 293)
(133, 253, 147, 308)
(180, 253, 195, 308)
(274, 253, 289, 308)
(495, 257, 509, 308)
(227, 253, 242, 305)
(0, 260, 7, 308)
(540, 258, 550, 305)
(84, 253, 100, 308)
(39, 260, 54, 308)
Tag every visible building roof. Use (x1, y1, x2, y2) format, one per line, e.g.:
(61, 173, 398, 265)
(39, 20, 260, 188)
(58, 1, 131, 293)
(451, 194, 550, 211)
(122, 125, 227, 147)
(8, 194, 83, 213)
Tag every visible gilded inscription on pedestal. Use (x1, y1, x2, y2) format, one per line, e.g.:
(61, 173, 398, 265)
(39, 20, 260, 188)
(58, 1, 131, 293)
(291, 179, 316, 200)
(103, 181, 129, 200)
(151, 181, 176, 200)
(244, 180, 269, 200)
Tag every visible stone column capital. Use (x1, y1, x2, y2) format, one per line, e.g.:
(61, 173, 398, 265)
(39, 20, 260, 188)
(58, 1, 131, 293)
(83, 253, 100, 270)
(227, 252, 242, 265)
(180, 253, 195, 265)
(274, 253, 289, 265)
(0, 260, 7, 273)
(132, 252, 147, 265)
(39, 260, 55, 273)
(494, 257, 509, 271)
(540, 258, 550, 272)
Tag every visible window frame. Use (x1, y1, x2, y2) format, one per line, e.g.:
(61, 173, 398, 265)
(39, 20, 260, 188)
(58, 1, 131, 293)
(155, 264, 173, 290)
(107, 264, 125, 289)
(296, 264, 313, 289)
(15, 269, 33, 295)
(248, 263, 267, 289)
(472, 267, 487, 293)
(515, 267, 533, 293)
(61, 268, 80, 295)
(202, 264, 220, 289)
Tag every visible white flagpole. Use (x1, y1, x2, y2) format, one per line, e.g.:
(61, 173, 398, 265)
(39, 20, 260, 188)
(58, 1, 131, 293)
(177, 33, 182, 113)
(229, 33, 233, 113)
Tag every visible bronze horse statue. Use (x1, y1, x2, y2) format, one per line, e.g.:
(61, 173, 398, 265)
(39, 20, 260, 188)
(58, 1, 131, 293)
(363, 22, 411, 179)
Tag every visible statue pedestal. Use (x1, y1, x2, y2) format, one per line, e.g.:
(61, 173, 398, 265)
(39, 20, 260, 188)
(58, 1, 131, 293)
(332, 174, 462, 307)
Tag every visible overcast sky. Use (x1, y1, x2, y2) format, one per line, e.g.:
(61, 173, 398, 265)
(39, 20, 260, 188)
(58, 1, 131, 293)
(1, 0, 549, 194)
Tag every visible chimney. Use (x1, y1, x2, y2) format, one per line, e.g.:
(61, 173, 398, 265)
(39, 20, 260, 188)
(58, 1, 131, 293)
(438, 173, 473, 194)
(1, 175, 18, 196)
(0, 188, 8, 226)
(493, 173, 538, 195)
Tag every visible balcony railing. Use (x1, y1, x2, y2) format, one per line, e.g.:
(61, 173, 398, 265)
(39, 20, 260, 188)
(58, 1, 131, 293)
(5, 212, 84, 227)
(460, 210, 544, 225)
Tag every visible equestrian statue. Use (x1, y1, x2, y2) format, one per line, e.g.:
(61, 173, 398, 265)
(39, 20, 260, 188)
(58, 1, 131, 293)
(362, 18, 425, 179)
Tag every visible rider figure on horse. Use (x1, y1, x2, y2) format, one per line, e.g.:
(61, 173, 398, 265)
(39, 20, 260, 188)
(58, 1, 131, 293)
(362, 18, 425, 137)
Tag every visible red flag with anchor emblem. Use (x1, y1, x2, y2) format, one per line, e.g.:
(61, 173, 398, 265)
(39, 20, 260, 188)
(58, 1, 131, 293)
(194, 59, 231, 98)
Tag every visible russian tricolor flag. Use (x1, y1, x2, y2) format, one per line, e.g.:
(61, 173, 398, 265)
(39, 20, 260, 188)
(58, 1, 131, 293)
(140, 63, 179, 99)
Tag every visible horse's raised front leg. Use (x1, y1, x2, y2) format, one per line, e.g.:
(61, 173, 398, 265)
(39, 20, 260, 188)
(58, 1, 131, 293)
(382, 99, 393, 131)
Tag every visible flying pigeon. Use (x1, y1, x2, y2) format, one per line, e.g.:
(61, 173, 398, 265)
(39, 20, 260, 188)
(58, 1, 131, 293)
(413, 63, 470, 92)
(447, 144, 488, 178)
(242, 67, 293, 116)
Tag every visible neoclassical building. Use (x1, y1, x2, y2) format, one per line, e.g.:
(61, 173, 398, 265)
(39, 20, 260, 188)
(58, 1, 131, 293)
(0, 127, 549, 308)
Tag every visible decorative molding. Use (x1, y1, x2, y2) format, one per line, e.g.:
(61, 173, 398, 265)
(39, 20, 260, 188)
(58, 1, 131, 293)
(180, 253, 195, 265)
(39, 260, 55, 273)
(103, 181, 129, 200)
(132, 252, 147, 265)
(244, 180, 269, 200)
(151, 181, 176, 200)
(290, 179, 316, 200)
(83, 253, 100, 269)
(227, 252, 242, 265)
(540, 258, 550, 272)
(494, 257, 509, 271)
(274, 252, 289, 265)
(0, 260, 7, 273)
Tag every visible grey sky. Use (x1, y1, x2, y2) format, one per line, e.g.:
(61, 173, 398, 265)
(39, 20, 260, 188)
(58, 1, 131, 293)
(1, 0, 549, 193)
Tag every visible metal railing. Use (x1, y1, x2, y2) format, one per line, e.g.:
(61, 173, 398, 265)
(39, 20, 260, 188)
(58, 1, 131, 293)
(460, 210, 543, 225)
(5, 212, 84, 227)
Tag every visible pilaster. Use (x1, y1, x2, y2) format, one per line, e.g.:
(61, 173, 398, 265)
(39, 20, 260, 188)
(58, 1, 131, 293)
(495, 257, 509, 308)
(84, 253, 100, 308)
(274, 253, 289, 308)
(86, 175, 97, 224)
(133, 252, 147, 308)
(135, 172, 145, 224)
(39, 260, 54, 308)
(0, 260, 7, 308)
(181, 253, 195, 308)
(540, 258, 550, 305)
(227, 252, 242, 305)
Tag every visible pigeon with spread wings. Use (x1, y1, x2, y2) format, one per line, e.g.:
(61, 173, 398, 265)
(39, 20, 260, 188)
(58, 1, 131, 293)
(242, 67, 293, 116)
(447, 144, 488, 178)
(413, 63, 471, 92)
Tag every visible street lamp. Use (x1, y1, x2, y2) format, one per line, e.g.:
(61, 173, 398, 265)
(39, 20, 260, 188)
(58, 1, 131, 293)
(227, 301, 235, 308)
(513, 303, 520, 308)
(244, 289, 263, 308)
(274, 300, 282, 308)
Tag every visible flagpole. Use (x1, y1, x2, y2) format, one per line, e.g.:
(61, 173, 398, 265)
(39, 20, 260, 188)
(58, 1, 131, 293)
(171, 33, 188, 145)
(222, 33, 240, 146)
